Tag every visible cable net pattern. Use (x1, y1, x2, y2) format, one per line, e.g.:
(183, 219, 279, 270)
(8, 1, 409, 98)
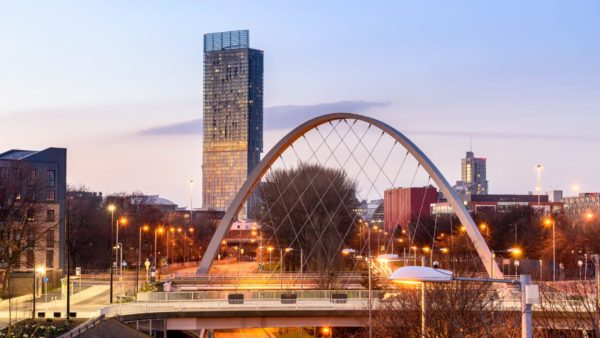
(220, 118, 483, 286)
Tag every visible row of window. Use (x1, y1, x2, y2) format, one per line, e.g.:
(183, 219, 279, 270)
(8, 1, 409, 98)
(0, 167, 56, 187)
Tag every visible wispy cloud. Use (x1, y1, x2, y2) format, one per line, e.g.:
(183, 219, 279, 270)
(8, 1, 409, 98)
(137, 100, 388, 136)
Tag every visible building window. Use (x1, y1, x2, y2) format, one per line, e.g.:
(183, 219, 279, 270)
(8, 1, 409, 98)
(0, 167, 7, 185)
(47, 210, 55, 222)
(29, 169, 36, 186)
(47, 190, 55, 202)
(46, 250, 54, 268)
(26, 250, 34, 268)
(46, 230, 55, 248)
(47, 170, 56, 187)
(27, 208, 36, 222)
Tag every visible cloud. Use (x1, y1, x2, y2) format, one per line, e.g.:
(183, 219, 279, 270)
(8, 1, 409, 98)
(137, 100, 388, 136)
(138, 118, 202, 135)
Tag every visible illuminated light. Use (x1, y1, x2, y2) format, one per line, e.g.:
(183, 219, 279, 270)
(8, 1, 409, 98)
(36, 265, 46, 274)
(398, 238, 404, 243)
(284, 247, 293, 253)
(221, 240, 227, 245)
(479, 223, 487, 230)
(440, 247, 449, 254)
(543, 218, 552, 226)
(267, 246, 274, 252)
(107, 205, 116, 212)
(119, 217, 127, 225)
(411, 246, 418, 251)
(459, 225, 466, 232)
(157, 227, 165, 234)
(422, 247, 431, 253)
(321, 327, 331, 334)
(142, 225, 150, 231)
(170, 227, 175, 233)
(585, 212, 594, 221)
(509, 248, 523, 256)
(393, 280, 422, 285)
(189, 227, 194, 233)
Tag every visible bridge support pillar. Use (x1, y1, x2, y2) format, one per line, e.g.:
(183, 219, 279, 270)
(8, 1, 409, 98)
(520, 275, 532, 338)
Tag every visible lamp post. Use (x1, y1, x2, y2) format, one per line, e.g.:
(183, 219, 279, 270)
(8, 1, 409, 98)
(390, 266, 535, 338)
(491, 248, 522, 279)
(367, 221, 373, 338)
(108, 204, 115, 253)
(137, 225, 149, 293)
(280, 247, 293, 290)
(37, 266, 47, 303)
(543, 217, 556, 281)
(115, 217, 127, 276)
(154, 227, 164, 269)
(267, 246, 274, 272)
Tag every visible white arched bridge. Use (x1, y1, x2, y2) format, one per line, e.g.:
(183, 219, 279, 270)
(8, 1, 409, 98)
(197, 112, 501, 279)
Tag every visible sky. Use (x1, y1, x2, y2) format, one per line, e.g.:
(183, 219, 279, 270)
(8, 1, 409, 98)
(1, 1, 599, 207)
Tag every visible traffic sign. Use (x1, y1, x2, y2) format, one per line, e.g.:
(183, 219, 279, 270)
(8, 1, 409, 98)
(75, 267, 81, 276)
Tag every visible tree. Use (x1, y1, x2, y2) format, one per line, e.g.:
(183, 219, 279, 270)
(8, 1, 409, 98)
(254, 163, 359, 284)
(370, 269, 521, 337)
(0, 163, 58, 295)
(67, 187, 111, 269)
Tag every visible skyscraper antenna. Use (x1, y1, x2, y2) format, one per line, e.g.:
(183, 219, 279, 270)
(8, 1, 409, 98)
(469, 134, 473, 152)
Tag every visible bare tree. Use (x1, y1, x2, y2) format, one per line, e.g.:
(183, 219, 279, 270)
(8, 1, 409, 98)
(0, 163, 58, 295)
(370, 279, 520, 337)
(254, 163, 359, 285)
(535, 280, 599, 337)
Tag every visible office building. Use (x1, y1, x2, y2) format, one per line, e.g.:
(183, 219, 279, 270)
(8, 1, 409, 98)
(0, 148, 67, 271)
(383, 186, 438, 232)
(459, 151, 488, 195)
(563, 193, 600, 218)
(431, 194, 564, 215)
(202, 30, 264, 216)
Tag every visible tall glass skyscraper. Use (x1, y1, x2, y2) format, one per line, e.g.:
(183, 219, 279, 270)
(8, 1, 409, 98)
(202, 30, 263, 215)
(461, 151, 488, 195)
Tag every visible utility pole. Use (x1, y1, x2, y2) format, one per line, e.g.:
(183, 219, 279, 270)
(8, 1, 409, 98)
(367, 223, 372, 338)
(66, 197, 71, 319)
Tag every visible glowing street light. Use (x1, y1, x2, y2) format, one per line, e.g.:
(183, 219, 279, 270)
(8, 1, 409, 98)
(389, 266, 535, 338)
(543, 216, 556, 281)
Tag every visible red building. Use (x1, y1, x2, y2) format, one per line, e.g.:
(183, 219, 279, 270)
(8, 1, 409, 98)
(384, 186, 438, 232)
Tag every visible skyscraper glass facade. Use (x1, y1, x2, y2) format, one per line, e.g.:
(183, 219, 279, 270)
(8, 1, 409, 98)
(461, 151, 488, 195)
(202, 30, 263, 214)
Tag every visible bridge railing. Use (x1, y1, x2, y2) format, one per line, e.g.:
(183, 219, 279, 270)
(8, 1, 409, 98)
(137, 289, 385, 302)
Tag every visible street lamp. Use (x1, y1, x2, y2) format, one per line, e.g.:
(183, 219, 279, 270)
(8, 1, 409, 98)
(267, 246, 274, 272)
(491, 247, 522, 279)
(115, 216, 127, 276)
(154, 226, 164, 269)
(390, 266, 536, 338)
(543, 217, 556, 281)
(137, 225, 150, 293)
(280, 247, 293, 290)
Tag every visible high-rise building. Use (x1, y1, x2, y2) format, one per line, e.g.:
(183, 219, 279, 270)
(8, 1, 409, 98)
(202, 30, 264, 214)
(460, 151, 488, 195)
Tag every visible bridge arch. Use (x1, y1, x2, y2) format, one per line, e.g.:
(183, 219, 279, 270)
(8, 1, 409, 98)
(198, 113, 501, 278)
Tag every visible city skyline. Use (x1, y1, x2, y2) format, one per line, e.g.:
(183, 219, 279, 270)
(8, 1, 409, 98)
(1, 1, 599, 206)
